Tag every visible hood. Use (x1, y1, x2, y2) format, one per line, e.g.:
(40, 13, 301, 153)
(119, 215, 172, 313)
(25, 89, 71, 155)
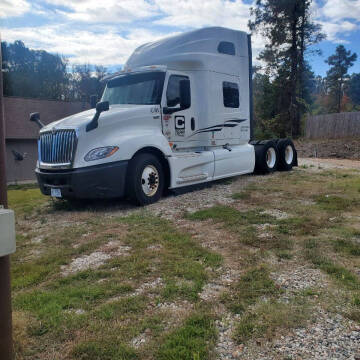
(40, 104, 156, 133)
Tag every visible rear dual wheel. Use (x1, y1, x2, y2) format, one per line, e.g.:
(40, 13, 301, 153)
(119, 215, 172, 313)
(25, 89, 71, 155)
(254, 139, 296, 174)
(277, 138, 296, 171)
(254, 140, 279, 174)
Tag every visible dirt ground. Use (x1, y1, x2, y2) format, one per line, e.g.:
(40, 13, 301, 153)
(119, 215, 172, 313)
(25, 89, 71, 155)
(9, 157, 360, 360)
(295, 138, 360, 160)
(300, 157, 360, 170)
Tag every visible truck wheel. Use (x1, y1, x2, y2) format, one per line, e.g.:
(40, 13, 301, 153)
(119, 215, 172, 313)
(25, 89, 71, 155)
(254, 140, 278, 174)
(277, 139, 296, 171)
(127, 153, 164, 205)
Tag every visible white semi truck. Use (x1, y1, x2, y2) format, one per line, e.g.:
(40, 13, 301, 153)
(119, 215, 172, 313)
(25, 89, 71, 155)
(31, 27, 297, 205)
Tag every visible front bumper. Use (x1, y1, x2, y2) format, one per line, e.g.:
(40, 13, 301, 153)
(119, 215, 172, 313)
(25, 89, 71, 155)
(35, 160, 128, 199)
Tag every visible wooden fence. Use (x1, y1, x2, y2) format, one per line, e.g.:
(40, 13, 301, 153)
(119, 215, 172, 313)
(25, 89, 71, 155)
(306, 112, 360, 139)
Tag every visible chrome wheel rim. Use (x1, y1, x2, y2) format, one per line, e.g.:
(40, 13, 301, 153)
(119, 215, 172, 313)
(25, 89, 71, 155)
(266, 147, 276, 168)
(141, 165, 159, 197)
(285, 145, 294, 165)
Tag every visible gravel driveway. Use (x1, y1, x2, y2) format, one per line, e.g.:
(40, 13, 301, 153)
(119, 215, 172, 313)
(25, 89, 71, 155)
(299, 157, 360, 170)
(131, 157, 360, 360)
(16, 157, 360, 359)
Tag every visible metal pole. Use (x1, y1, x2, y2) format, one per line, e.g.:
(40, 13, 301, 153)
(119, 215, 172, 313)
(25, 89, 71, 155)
(0, 34, 14, 360)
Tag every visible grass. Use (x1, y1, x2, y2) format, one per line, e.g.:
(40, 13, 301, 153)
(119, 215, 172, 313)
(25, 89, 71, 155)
(275, 250, 293, 260)
(186, 205, 293, 251)
(221, 264, 309, 345)
(10, 209, 222, 359)
(14, 281, 134, 334)
(11, 224, 103, 290)
(315, 194, 356, 212)
(221, 266, 280, 314)
(8, 186, 48, 216)
(7, 183, 38, 190)
(232, 191, 251, 200)
(303, 236, 360, 323)
(228, 168, 360, 329)
(72, 341, 138, 360)
(94, 295, 147, 321)
(8, 165, 360, 358)
(233, 300, 310, 343)
(275, 216, 325, 236)
(186, 205, 274, 225)
(112, 214, 223, 301)
(305, 241, 360, 291)
(157, 312, 217, 360)
(333, 239, 360, 256)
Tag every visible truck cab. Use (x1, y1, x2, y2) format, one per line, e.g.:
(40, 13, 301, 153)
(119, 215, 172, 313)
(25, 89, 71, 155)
(34, 27, 296, 205)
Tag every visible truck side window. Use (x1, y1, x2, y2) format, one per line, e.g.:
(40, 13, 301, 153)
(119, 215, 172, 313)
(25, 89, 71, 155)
(218, 41, 235, 55)
(167, 75, 190, 107)
(223, 81, 239, 108)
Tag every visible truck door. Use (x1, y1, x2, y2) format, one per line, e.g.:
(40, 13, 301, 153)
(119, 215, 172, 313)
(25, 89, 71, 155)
(161, 73, 196, 144)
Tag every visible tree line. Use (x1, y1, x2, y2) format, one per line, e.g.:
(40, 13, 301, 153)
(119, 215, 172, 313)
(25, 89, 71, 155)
(250, 0, 358, 139)
(1, 40, 107, 103)
(2, 0, 359, 138)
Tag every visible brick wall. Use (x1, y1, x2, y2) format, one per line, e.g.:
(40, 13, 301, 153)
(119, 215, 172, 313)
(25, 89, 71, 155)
(6, 139, 38, 183)
(4, 97, 90, 182)
(4, 96, 89, 140)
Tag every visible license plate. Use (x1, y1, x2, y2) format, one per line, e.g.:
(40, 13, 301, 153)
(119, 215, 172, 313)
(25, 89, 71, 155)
(51, 188, 62, 198)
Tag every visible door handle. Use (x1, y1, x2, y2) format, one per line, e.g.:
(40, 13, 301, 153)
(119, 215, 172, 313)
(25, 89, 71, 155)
(191, 117, 195, 131)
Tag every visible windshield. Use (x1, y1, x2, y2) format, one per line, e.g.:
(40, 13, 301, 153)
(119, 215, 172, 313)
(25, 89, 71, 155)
(101, 71, 165, 105)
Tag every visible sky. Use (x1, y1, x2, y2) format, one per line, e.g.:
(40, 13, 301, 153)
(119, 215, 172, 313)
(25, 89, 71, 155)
(0, 0, 360, 77)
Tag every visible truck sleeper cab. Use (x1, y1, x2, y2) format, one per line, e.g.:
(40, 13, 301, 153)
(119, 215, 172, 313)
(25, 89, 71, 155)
(34, 27, 297, 205)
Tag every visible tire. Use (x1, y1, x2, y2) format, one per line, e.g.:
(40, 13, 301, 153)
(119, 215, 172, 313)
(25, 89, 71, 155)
(277, 139, 296, 171)
(254, 140, 279, 174)
(127, 153, 164, 206)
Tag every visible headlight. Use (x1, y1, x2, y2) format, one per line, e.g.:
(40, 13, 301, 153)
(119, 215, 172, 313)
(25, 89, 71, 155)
(84, 146, 119, 162)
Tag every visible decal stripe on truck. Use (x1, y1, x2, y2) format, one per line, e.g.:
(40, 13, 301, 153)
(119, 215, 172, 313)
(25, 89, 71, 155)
(189, 118, 246, 136)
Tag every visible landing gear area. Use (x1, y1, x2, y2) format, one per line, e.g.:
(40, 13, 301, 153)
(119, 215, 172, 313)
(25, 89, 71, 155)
(251, 139, 297, 174)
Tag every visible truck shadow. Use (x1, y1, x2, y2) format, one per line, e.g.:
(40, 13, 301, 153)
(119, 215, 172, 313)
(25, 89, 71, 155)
(49, 179, 225, 213)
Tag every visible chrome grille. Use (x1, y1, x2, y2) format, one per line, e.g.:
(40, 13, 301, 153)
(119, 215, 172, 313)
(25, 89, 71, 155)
(39, 129, 77, 165)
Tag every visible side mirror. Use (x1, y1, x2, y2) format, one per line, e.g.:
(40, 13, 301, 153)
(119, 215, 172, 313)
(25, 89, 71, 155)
(179, 79, 191, 110)
(162, 107, 174, 114)
(90, 95, 97, 109)
(96, 101, 109, 113)
(29, 112, 40, 122)
(86, 101, 110, 132)
(29, 112, 44, 128)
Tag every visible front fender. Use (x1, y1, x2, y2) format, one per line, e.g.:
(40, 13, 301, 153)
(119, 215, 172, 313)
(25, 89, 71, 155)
(74, 129, 172, 169)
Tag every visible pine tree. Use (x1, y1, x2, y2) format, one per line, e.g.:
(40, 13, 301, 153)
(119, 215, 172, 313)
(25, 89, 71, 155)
(348, 73, 360, 107)
(249, 0, 324, 137)
(325, 45, 357, 113)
